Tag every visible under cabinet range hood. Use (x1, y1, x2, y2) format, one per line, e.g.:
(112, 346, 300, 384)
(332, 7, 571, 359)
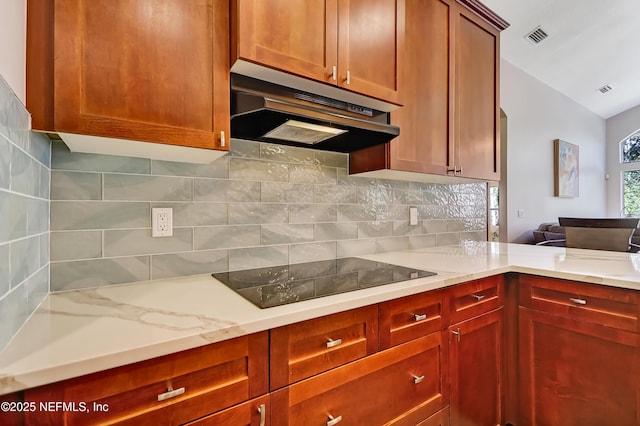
(231, 74, 400, 152)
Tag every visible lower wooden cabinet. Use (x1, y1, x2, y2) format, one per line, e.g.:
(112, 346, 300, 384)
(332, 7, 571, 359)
(184, 394, 270, 426)
(271, 333, 447, 425)
(417, 406, 450, 426)
(449, 308, 504, 426)
(519, 307, 640, 425)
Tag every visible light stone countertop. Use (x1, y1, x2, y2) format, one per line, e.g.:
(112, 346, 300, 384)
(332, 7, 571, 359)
(1, 241, 640, 395)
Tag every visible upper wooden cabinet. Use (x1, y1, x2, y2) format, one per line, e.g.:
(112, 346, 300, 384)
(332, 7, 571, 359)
(349, 0, 507, 181)
(27, 0, 230, 153)
(231, 0, 403, 105)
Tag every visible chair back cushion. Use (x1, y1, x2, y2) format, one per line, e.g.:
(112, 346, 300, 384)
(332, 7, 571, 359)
(565, 227, 635, 252)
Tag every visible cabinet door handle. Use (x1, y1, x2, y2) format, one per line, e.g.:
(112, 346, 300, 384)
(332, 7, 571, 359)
(157, 386, 185, 401)
(471, 294, 485, 302)
(413, 375, 425, 384)
(345, 70, 351, 85)
(327, 414, 343, 426)
(331, 65, 337, 81)
(257, 403, 266, 426)
(570, 297, 587, 305)
(414, 313, 427, 322)
(220, 130, 226, 147)
(451, 328, 461, 342)
(326, 338, 343, 348)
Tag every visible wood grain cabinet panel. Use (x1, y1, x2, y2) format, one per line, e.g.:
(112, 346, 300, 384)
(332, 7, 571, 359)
(449, 308, 504, 426)
(24, 332, 268, 426)
(271, 333, 447, 426)
(448, 275, 504, 324)
(270, 305, 378, 390)
(184, 394, 270, 426)
(232, 0, 403, 104)
(519, 307, 640, 426)
(379, 290, 448, 349)
(27, 0, 230, 151)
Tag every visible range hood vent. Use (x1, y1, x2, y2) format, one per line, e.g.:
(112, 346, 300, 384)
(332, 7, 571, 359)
(230, 74, 399, 153)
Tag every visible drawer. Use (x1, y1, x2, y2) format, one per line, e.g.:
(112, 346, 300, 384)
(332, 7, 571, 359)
(271, 333, 447, 426)
(184, 394, 270, 426)
(270, 305, 378, 390)
(448, 275, 504, 324)
(25, 332, 269, 425)
(416, 406, 450, 426)
(519, 274, 640, 332)
(380, 290, 447, 349)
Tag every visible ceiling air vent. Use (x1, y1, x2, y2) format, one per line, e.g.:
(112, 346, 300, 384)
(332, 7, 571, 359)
(597, 84, 614, 94)
(525, 26, 549, 44)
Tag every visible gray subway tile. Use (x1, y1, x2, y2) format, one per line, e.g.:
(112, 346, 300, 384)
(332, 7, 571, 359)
(261, 224, 314, 245)
(151, 202, 227, 226)
(104, 228, 192, 257)
(375, 236, 409, 253)
(260, 144, 317, 164)
(39, 164, 51, 199)
(27, 198, 49, 235)
(151, 157, 228, 178)
(195, 225, 261, 250)
(40, 233, 49, 268)
(358, 221, 393, 238)
(337, 239, 376, 258)
(0, 80, 30, 153)
(0, 283, 29, 351)
(26, 265, 49, 313)
(316, 151, 348, 168)
(0, 136, 10, 189)
(337, 168, 376, 186)
(228, 203, 289, 224)
(152, 250, 228, 280)
(423, 190, 450, 206)
(419, 205, 448, 220)
(393, 220, 423, 236)
(315, 223, 358, 241)
(51, 140, 151, 173)
(337, 205, 377, 222)
(0, 191, 27, 243)
(51, 231, 102, 261)
(104, 174, 192, 201)
(447, 219, 466, 232)
(229, 158, 289, 182)
(51, 201, 150, 230)
(50, 256, 150, 291)
(289, 241, 337, 264)
(314, 184, 362, 203)
(436, 233, 461, 247)
(0, 244, 9, 297)
(289, 204, 337, 223)
(460, 231, 487, 242)
(408, 234, 437, 250)
(10, 235, 40, 288)
(51, 171, 102, 200)
(228, 138, 261, 158)
(194, 179, 260, 202)
(423, 219, 449, 234)
(289, 165, 337, 184)
(228, 245, 288, 271)
(11, 145, 41, 197)
(261, 182, 314, 203)
(29, 131, 52, 167)
(376, 178, 410, 190)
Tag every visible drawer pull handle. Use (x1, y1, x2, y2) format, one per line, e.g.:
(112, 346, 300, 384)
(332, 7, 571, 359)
(471, 294, 485, 301)
(570, 297, 587, 305)
(157, 386, 185, 401)
(414, 313, 427, 321)
(257, 403, 266, 426)
(413, 374, 425, 384)
(220, 130, 226, 147)
(326, 338, 343, 348)
(452, 327, 461, 342)
(327, 414, 343, 426)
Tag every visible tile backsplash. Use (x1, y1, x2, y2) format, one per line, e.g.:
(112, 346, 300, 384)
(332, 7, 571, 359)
(50, 139, 488, 292)
(0, 75, 50, 350)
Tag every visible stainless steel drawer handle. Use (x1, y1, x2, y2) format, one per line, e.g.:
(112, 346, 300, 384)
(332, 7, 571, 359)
(326, 338, 343, 348)
(327, 414, 343, 426)
(414, 313, 427, 322)
(471, 294, 485, 301)
(452, 327, 461, 343)
(413, 375, 425, 384)
(157, 386, 185, 401)
(570, 297, 587, 305)
(257, 403, 266, 426)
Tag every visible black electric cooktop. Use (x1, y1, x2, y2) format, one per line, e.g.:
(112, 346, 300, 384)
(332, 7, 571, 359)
(212, 257, 437, 309)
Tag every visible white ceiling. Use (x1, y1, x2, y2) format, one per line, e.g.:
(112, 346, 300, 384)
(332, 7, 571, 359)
(482, 0, 640, 119)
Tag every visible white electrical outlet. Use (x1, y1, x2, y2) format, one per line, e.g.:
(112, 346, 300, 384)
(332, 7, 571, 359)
(409, 207, 418, 226)
(152, 208, 173, 237)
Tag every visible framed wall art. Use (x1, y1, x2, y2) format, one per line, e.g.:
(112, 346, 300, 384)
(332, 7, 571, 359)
(554, 139, 579, 198)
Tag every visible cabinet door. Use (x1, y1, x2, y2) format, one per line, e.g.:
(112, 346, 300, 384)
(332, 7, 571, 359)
(337, 0, 403, 104)
(449, 308, 503, 426)
(232, 0, 337, 84)
(519, 307, 640, 426)
(184, 395, 270, 426)
(28, 0, 229, 150)
(454, 5, 500, 180)
(387, 0, 453, 175)
(272, 333, 447, 425)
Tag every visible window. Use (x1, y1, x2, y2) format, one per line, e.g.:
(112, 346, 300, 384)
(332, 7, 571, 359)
(621, 130, 640, 216)
(488, 182, 499, 241)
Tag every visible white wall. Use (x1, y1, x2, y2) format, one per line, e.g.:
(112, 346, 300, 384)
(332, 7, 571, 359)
(605, 104, 640, 217)
(500, 59, 607, 243)
(0, 0, 26, 101)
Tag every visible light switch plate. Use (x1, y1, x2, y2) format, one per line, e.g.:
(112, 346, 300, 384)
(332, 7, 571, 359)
(409, 207, 418, 226)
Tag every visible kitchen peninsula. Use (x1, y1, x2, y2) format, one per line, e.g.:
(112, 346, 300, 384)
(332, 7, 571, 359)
(1, 241, 639, 424)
